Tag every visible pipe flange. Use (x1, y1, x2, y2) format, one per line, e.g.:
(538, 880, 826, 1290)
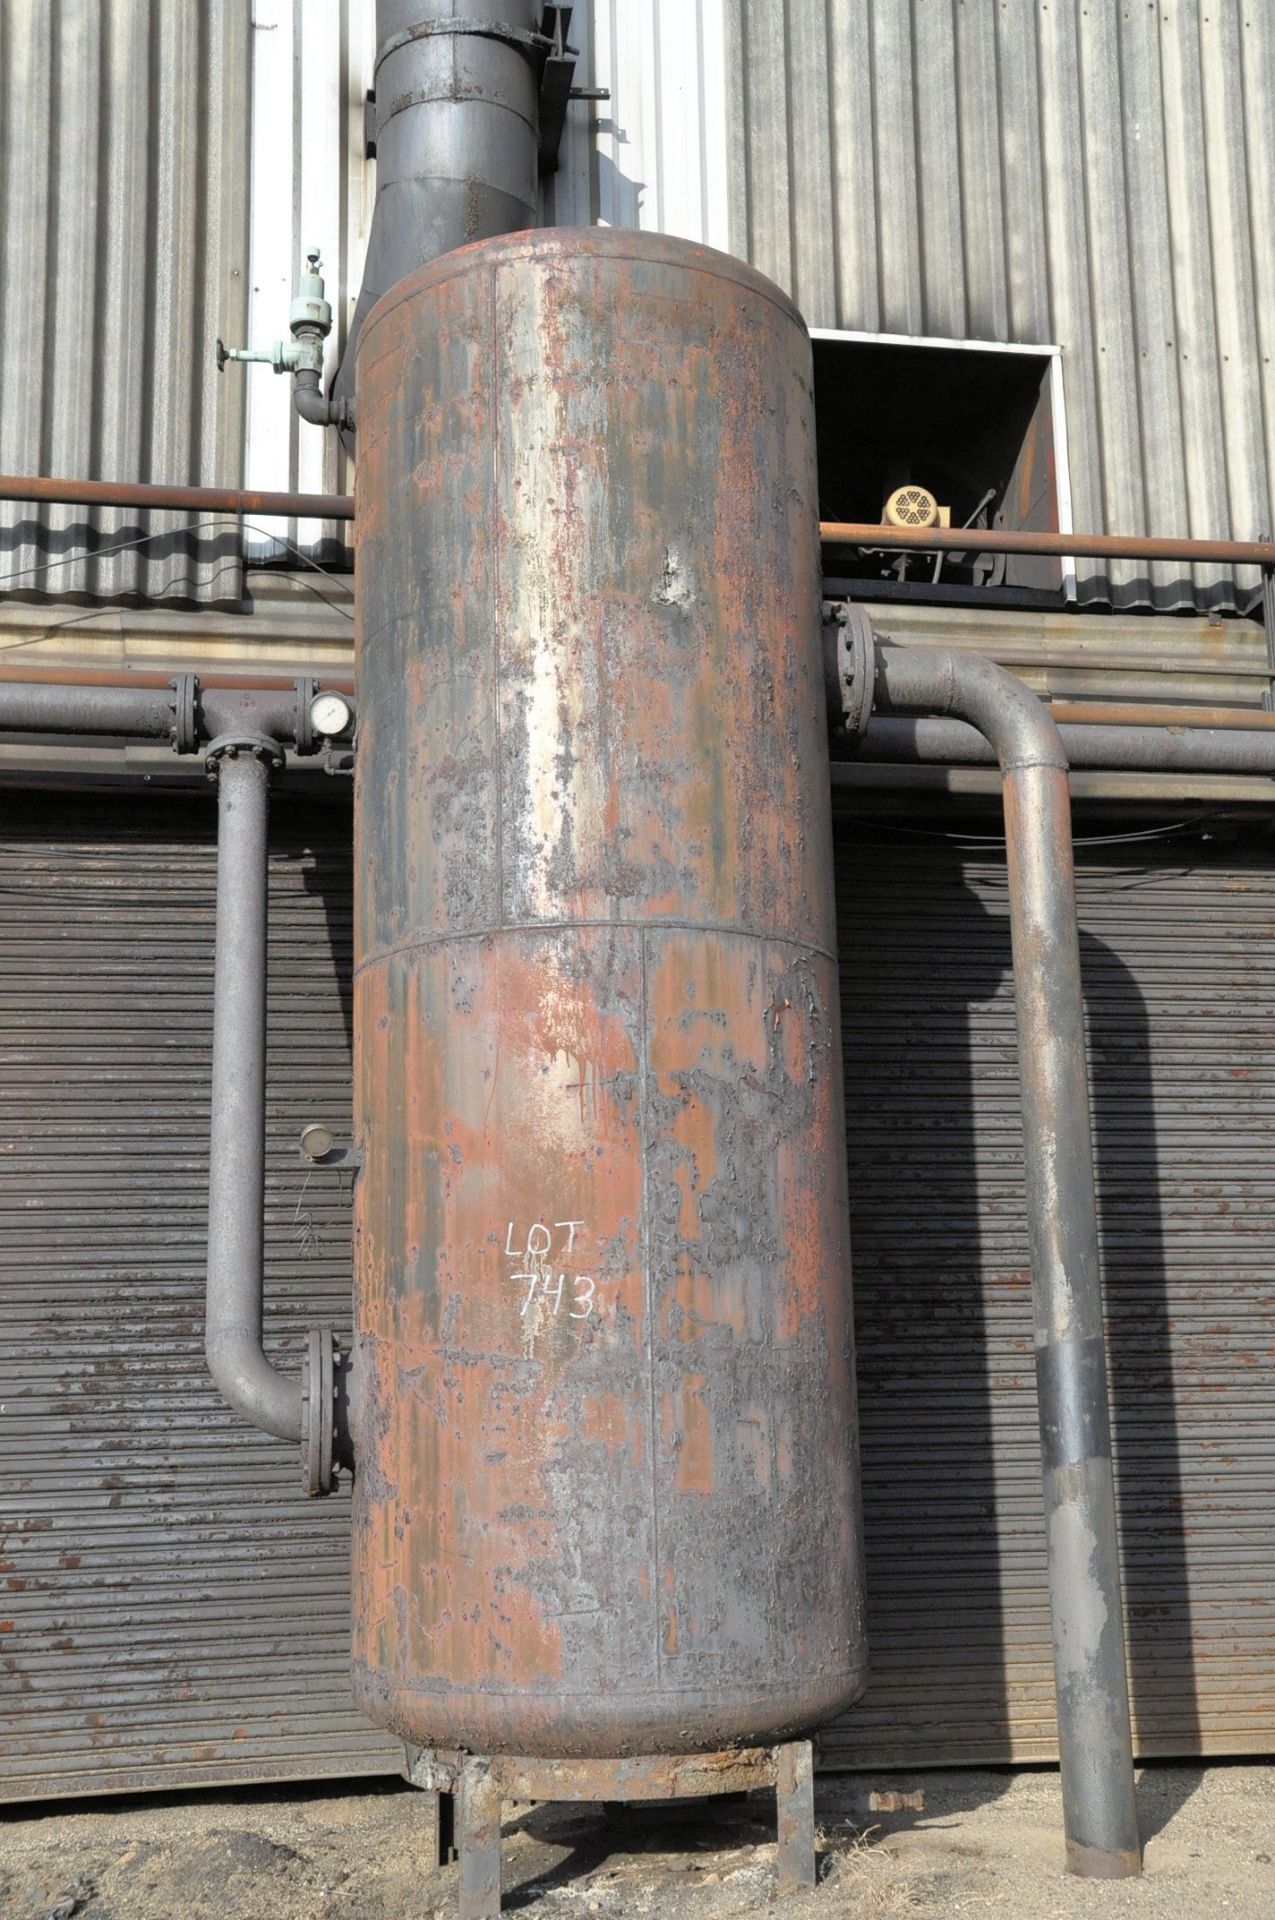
(293, 677, 318, 756)
(302, 1327, 336, 1497)
(824, 602, 877, 742)
(168, 673, 199, 754)
(204, 731, 286, 781)
(374, 18, 552, 75)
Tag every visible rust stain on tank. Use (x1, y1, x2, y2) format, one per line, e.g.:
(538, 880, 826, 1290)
(352, 228, 865, 1759)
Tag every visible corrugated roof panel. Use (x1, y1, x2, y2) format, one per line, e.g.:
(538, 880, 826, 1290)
(723, 0, 1275, 612)
(0, 0, 252, 605)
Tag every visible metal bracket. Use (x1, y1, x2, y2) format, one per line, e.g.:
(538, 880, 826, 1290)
(537, 6, 609, 171)
(823, 601, 877, 743)
(302, 1326, 336, 1497)
(420, 1742, 818, 1917)
(167, 673, 199, 754)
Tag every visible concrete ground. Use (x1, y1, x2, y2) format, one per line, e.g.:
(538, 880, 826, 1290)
(1, 1762, 1272, 1919)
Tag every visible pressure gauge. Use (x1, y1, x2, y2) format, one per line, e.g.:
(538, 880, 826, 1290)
(299, 1123, 335, 1162)
(309, 690, 352, 739)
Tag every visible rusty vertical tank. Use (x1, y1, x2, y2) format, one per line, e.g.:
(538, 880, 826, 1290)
(351, 227, 864, 1758)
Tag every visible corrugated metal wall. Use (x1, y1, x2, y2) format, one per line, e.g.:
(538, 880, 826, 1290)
(724, 0, 1275, 612)
(0, 792, 397, 1798)
(239, 0, 371, 566)
(821, 816, 1275, 1768)
(0, 0, 253, 605)
(545, 0, 729, 243)
(7, 2, 1275, 615)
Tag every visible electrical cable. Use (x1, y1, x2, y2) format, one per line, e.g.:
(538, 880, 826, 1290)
(0, 515, 354, 620)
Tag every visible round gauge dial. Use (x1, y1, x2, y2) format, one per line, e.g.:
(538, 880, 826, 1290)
(309, 691, 352, 738)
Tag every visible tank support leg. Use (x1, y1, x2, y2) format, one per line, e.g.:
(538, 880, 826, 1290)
(775, 1739, 817, 1891)
(437, 1789, 457, 1866)
(458, 1762, 502, 1919)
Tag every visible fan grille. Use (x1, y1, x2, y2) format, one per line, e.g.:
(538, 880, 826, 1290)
(886, 485, 940, 528)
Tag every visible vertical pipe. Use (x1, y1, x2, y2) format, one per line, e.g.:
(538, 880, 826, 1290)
(204, 738, 302, 1443)
(872, 644, 1141, 1878)
(331, 1, 542, 417)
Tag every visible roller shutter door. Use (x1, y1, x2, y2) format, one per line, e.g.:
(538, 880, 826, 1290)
(821, 817, 1275, 1768)
(0, 789, 397, 1799)
(4, 793, 1273, 1794)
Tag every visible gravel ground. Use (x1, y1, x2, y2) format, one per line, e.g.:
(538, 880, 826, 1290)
(1, 1762, 1272, 1919)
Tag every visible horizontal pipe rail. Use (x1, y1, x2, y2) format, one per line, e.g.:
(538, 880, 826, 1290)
(0, 473, 355, 521)
(0, 664, 356, 695)
(0, 678, 354, 750)
(2, 475, 1273, 567)
(1045, 699, 1275, 731)
(7, 675, 1275, 788)
(821, 522, 1275, 565)
(848, 715, 1275, 777)
(0, 664, 1265, 736)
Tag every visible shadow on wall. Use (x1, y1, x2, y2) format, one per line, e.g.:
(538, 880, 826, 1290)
(830, 823, 1199, 1841)
(0, 512, 244, 607)
(593, 150, 644, 230)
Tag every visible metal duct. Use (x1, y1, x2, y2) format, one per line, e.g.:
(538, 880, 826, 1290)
(331, 1, 542, 421)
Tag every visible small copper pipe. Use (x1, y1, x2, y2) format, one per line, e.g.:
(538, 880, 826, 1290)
(0, 663, 355, 694)
(1047, 699, 1275, 730)
(3, 476, 1275, 566)
(0, 473, 355, 521)
(821, 521, 1275, 565)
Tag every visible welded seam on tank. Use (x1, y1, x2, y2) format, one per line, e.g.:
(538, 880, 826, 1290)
(491, 261, 505, 930)
(358, 239, 807, 358)
(638, 923, 663, 1688)
(351, 920, 839, 979)
(348, 1653, 864, 1703)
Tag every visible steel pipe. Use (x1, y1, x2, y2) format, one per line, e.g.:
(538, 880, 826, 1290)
(331, 1, 543, 420)
(1047, 699, 1275, 731)
(204, 741, 303, 1442)
(0, 472, 354, 521)
(1, 471, 1273, 570)
(0, 664, 355, 694)
(0, 683, 176, 736)
(873, 644, 1142, 1880)
(0, 678, 353, 751)
(823, 521, 1275, 566)
(849, 714, 1275, 777)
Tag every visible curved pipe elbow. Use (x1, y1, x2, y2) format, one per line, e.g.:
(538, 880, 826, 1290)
(205, 744, 306, 1448)
(206, 1327, 303, 1442)
(293, 369, 354, 433)
(873, 643, 1069, 777)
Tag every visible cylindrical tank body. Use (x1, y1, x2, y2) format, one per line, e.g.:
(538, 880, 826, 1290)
(352, 228, 865, 1758)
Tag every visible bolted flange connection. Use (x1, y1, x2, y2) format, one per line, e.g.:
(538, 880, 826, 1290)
(823, 601, 877, 743)
(204, 731, 287, 781)
(302, 1328, 338, 1497)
